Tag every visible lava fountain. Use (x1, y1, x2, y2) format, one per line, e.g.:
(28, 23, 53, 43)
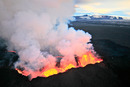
(14, 51, 102, 79)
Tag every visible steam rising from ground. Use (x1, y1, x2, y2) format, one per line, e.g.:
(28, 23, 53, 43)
(0, 0, 93, 78)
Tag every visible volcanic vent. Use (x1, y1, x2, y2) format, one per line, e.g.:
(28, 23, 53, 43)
(0, 0, 102, 79)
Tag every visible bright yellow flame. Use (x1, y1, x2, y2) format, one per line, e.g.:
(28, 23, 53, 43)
(43, 69, 58, 77)
(64, 64, 75, 71)
(80, 54, 89, 67)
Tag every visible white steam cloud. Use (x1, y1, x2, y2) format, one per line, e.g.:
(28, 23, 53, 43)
(0, 0, 92, 78)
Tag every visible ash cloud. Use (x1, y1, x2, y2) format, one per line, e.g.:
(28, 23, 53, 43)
(0, 0, 92, 78)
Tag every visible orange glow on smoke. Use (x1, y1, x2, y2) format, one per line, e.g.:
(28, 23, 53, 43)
(9, 51, 103, 78)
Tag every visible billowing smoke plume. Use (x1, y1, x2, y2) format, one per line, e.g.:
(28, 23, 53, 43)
(0, 0, 92, 78)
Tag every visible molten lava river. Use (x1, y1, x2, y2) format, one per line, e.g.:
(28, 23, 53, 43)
(14, 51, 103, 78)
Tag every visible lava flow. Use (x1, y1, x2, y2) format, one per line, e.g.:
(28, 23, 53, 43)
(14, 51, 103, 78)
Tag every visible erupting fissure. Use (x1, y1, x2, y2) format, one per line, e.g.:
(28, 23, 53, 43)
(0, 0, 103, 80)
(14, 51, 103, 79)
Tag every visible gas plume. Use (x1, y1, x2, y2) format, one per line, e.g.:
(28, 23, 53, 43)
(0, 0, 101, 79)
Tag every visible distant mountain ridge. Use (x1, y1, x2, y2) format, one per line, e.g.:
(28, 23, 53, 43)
(74, 14, 123, 20)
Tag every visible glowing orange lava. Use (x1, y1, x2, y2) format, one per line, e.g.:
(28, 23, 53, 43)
(8, 51, 16, 53)
(14, 51, 103, 78)
(16, 68, 23, 74)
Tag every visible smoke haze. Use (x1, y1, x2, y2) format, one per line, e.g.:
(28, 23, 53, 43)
(0, 0, 93, 78)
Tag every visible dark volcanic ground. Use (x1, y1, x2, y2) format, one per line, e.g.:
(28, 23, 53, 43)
(70, 20, 130, 48)
(0, 21, 130, 87)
